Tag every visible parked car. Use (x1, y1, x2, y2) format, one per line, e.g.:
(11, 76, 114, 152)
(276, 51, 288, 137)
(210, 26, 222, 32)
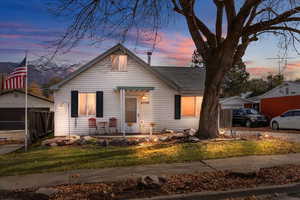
(271, 109, 300, 130)
(232, 108, 268, 128)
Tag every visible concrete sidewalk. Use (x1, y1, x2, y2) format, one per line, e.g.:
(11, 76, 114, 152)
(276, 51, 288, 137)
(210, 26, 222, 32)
(1, 153, 300, 190)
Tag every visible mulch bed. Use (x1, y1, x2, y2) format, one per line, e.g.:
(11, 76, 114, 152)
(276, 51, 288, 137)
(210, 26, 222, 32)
(5, 164, 299, 200)
(43, 164, 300, 200)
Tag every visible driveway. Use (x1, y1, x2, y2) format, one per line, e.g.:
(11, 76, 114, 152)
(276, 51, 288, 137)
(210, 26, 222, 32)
(0, 130, 24, 141)
(224, 127, 300, 142)
(0, 130, 24, 155)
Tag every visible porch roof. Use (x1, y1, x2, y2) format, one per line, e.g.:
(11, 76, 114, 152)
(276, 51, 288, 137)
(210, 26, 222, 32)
(116, 86, 155, 91)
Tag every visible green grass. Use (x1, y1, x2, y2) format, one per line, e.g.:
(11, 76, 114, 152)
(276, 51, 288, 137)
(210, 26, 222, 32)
(1, 139, 300, 176)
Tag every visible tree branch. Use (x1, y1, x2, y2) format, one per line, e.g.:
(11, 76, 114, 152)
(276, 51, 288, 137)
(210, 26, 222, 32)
(245, 6, 300, 35)
(224, 0, 236, 31)
(214, 0, 224, 44)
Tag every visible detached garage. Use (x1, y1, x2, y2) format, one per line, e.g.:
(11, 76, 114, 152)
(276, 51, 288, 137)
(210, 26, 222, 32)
(261, 95, 300, 119)
(0, 90, 54, 130)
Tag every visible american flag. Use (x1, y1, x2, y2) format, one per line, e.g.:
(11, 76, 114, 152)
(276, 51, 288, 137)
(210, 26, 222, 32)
(3, 57, 27, 89)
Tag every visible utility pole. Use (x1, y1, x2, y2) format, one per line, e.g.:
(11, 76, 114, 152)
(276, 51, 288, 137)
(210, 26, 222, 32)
(266, 56, 296, 78)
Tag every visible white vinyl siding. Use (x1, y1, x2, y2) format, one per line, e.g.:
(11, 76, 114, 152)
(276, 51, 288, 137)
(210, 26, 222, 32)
(54, 53, 202, 136)
(0, 91, 54, 111)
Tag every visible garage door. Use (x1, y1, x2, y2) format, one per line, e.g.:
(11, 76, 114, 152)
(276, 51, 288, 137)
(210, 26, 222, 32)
(0, 108, 25, 130)
(0, 108, 50, 130)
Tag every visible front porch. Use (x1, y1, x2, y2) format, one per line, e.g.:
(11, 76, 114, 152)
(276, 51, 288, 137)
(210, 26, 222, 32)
(116, 86, 155, 136)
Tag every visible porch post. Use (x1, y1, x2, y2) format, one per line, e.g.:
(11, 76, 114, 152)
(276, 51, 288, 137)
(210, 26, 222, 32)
(120, 89, 123, 134)
(120, 89, 126, 136)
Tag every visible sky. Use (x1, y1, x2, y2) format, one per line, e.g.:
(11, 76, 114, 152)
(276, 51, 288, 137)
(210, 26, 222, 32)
(0, 0, 299, 80)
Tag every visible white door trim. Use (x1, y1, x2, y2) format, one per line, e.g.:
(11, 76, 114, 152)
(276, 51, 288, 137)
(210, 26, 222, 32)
(125, 97, 140, 133)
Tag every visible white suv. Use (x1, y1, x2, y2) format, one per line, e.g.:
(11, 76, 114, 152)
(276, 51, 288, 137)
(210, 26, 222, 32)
(271, 109, 300, 130)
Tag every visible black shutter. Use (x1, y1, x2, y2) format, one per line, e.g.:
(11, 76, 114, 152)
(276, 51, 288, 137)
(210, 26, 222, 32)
(96, 91, 104, 118)
(174, 95, 181, 120)
(71, 91, 78, 118)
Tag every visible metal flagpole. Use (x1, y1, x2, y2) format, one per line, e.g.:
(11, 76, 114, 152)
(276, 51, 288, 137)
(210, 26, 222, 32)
(25, 51, 28, 152)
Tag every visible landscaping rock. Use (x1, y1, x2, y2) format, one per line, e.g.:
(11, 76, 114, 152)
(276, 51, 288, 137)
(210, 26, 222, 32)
(138, 175, 167, 189)
(49, 143, 58, 147)
(110, 138, 130, 146)
(83, 136, 94, 141)
(36, 187, 59, 196)
(229, 168, 259, 178)
(42, 136, 80, 146)
(184, 128, 197, 136)
(164, 129, 174, 134)
(172, 132, 185, 139)
(159, 136, 170, 142)
(187, 136, 200, 143)
(76, 138, 87, 145)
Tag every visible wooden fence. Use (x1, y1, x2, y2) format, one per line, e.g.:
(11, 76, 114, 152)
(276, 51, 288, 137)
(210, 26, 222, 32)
(28, 111, 54, 143)
(219, 109, 232, 128)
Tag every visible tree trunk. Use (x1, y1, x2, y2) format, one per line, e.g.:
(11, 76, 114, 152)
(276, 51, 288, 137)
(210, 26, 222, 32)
(197, 56, 232, 139)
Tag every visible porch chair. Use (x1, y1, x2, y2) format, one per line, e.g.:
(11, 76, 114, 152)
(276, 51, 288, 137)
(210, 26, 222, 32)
(109, 117, 118, 134)
(97, 121, 107, 135)
(88, 118, 97, 135)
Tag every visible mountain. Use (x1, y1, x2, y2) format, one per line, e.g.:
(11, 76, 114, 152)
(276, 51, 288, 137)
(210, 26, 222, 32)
(0, 61, 81, 85)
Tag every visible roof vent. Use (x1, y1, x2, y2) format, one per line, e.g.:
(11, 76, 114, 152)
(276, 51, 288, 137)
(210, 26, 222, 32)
(147, 52, 152, 65)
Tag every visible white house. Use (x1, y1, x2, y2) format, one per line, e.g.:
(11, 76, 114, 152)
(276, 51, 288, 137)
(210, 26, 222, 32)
(219, 96, 256, 110)
(0, 90, 54, 130)
(51, 44, 205, 136)
(253, 82, 300, 100)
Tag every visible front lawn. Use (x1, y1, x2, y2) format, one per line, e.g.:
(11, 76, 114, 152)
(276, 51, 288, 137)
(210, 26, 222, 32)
(1, 139, 300, 176)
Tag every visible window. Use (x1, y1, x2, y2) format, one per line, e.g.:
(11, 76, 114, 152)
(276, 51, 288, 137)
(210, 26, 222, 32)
(283, 111, 294, 117)
(245, 109, 259, 115)
(79, 93, 96, 116)
(181, 96, 201, 117)
(111, 55, 127, 71)
(294, 111, 300, 117)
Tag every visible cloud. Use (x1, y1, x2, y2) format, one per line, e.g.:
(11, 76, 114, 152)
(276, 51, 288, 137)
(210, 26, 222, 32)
(135, 32, 195, 66)
(244, 60, 255, 66)
(286, 61, 300, 70)
(246, 66, 276, 77)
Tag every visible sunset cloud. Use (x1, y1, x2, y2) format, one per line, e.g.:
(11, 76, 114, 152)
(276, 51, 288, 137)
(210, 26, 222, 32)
(135, 32, 195, 66)
(246, 66, 276, 78)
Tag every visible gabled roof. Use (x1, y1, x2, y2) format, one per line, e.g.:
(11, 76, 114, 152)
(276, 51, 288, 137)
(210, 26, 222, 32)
(51, 44, 180, 91)
(0, 89, 54, 103)
(252, 81, 300, 100)
(51, 44, 206, 94)
(219, 96, 255, 104)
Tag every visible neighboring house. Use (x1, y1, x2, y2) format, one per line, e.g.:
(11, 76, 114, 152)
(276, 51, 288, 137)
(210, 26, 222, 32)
(51, 44, 205, 136)
(248, 82, 300, 119)
(0, 90, 54, 130)
(256, 82, 300, 99)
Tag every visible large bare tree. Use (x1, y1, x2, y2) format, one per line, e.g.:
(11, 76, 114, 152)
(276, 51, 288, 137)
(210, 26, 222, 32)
(51, 0, 300, 139)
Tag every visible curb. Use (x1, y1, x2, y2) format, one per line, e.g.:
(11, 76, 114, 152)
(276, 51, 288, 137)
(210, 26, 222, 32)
(131, 182, 300, 200)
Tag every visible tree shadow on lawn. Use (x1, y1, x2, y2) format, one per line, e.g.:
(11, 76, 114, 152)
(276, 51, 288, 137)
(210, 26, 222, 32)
(1, 140, 295, 176)
(0, 144, 178, 176)
(0, 146, 139, 175)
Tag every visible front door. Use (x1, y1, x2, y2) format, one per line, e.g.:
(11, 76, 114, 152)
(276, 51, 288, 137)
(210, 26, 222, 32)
(125, 97, 139, 133)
